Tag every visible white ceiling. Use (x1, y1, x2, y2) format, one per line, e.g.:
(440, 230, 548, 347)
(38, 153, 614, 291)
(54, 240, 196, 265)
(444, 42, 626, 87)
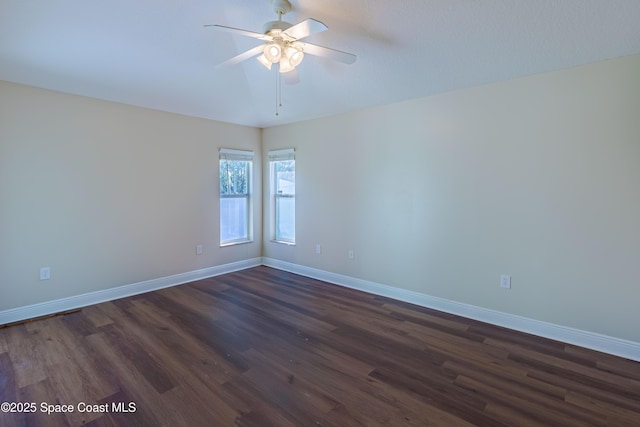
(1, 0, 640, 128)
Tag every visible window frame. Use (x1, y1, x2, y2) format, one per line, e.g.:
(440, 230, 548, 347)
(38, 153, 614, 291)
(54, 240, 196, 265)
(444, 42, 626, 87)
(219, 148, 254, 246)
(269, 148, 296, 245)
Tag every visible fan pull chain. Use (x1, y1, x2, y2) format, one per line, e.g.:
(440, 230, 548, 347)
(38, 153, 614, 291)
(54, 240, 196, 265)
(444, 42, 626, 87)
(278, 72, 283, 108)
(275, 66, 279, 116)
(275, 65, 283, 116)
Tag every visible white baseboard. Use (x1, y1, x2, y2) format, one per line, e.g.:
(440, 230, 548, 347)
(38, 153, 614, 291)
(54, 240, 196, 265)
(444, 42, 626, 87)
(0, 258, 262, 326)
(3, 256, 638, 362)
(262, 257, 640, 362)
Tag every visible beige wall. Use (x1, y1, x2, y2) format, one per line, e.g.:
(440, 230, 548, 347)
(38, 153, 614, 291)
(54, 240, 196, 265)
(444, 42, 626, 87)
(3, 54, 639, 344)
(0, 81, 261, 310)
(263, 54, 640, 342)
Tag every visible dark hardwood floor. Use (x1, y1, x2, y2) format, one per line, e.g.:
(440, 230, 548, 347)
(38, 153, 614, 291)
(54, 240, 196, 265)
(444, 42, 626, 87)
(1, 266, 639, 426)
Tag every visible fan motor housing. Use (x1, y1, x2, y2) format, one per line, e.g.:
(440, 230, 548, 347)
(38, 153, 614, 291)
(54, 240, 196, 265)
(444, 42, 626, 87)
(263, 20, 293, 35)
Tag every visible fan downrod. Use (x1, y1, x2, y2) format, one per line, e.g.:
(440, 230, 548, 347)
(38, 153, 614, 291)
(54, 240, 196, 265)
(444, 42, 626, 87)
(264, 0, 293, 34)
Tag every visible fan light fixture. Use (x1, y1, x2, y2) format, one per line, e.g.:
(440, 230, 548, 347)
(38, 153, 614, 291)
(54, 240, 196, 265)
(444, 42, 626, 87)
(278, 55, 295, 73)
(258, 38, 303, 73)
(257, 54, 272, 70)
(286, 43, 304, 67)
(264, 42, 282, 63)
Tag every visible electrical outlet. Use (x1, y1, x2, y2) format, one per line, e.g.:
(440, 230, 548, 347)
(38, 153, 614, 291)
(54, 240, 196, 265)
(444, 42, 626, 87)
(40, 267, 51, 281)
(500, 274, 511, 289)
(315, 244, 321, 254)
(348, 250, 354, 260)
(196, 244, 203, 255)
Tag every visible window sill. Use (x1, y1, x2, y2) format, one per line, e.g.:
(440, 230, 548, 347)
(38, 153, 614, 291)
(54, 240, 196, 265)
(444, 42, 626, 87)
(271, 240, 295, 246)
(220, 239, 253, 248)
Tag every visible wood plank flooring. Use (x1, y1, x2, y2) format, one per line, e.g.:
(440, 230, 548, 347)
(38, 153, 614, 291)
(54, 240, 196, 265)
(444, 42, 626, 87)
(1, 266, 639, 426)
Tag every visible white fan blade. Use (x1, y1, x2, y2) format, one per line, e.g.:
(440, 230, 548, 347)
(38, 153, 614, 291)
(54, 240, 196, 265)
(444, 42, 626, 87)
(300, 42, 356, 64)
(282, 18, 328, 40)
(216, 45, 265, 69)
(204, 24, 272, 41)
(282, 68, 300, 85)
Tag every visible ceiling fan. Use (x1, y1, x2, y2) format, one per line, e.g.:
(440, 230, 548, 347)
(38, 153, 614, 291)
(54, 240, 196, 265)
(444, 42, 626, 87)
(205, 0, 356, 84)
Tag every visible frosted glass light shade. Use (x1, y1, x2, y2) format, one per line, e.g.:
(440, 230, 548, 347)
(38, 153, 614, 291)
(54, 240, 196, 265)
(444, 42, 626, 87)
(279, 56, 295, 73)
(257, 54, 272, 70)
(264, 43, 282, 63)
(285, 45, 304, 67)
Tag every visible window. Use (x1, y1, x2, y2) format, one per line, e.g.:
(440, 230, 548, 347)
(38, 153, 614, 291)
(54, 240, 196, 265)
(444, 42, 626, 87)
(269, 148, 295, 244)
(219, 148, 253, 245)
